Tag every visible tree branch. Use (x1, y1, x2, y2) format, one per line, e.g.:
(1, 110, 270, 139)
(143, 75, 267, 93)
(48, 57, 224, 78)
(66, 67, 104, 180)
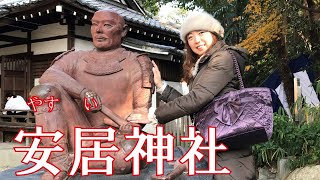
(290, 0, 320, 13)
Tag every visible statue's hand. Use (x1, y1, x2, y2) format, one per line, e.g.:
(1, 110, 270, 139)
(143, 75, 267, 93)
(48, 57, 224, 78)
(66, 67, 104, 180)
(119, 122, 134, 134)
(118, 122, 141, 134)
(80, 89, 102, 112)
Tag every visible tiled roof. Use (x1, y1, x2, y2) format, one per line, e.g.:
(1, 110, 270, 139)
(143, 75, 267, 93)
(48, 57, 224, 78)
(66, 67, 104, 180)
(124, 37, 183, 55)
(0, 0, 42, 14)
(0, 0, 179, 35)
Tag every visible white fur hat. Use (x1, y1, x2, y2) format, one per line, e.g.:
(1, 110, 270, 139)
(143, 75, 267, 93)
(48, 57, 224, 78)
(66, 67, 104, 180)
(180, 11, 224, 43)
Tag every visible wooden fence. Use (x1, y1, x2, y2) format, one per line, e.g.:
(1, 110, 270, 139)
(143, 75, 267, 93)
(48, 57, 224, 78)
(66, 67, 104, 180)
(0, 109, 35, 145)
(164, 116, 192, 147)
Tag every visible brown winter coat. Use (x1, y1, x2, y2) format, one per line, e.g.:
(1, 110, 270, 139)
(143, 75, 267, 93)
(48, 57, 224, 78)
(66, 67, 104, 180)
(155, 40, 247, 124)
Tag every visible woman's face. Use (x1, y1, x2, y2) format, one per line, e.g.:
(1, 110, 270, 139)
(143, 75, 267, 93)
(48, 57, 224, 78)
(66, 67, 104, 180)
(186, 31, 218, 56)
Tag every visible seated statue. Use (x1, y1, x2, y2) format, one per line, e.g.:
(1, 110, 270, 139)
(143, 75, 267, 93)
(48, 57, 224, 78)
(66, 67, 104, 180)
(30, 10, 153, 180)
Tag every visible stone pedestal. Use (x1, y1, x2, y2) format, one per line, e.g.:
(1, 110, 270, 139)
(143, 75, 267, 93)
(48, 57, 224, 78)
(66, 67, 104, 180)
(285, 165, 320, 180)
(0, 147, 211, 180)
(277, 158, 291, 180)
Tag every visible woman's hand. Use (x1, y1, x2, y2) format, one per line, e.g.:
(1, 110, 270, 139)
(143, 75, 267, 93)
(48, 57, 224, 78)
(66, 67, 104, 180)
(127, 113, 156, 124)
(151, 61, 163, 89)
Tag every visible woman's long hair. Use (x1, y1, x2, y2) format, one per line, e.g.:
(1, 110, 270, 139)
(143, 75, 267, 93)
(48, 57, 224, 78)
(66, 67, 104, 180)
(182, 44, 198, 84)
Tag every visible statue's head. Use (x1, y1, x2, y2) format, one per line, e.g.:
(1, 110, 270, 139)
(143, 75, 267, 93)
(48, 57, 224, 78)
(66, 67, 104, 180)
(91, 10, 128, 51)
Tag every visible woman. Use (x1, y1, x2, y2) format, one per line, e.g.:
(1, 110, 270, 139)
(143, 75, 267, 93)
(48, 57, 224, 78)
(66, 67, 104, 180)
(128, 11, 255, 180)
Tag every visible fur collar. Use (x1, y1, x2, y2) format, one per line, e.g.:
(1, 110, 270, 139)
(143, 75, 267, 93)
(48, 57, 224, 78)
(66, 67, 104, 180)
(191, 54, 206, 77)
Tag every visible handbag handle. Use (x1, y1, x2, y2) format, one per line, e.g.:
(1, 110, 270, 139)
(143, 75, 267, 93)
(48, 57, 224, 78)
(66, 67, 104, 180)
(227, 50, 245, 89)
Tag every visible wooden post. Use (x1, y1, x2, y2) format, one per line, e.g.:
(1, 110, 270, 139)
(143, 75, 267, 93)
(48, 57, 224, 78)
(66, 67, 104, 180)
(293, 78, 301, 122)
(67, 16, 75, 50)
(25, 133, 31, 146)
(0, 131, 3, 142)
(1, 56, 4, 109)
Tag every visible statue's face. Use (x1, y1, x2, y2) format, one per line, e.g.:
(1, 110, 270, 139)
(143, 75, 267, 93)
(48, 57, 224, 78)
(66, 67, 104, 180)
(91, 11, 126, 51)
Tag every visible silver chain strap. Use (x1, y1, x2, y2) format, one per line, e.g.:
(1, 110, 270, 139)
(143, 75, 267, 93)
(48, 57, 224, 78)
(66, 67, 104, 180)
(227, 50, 245, 89)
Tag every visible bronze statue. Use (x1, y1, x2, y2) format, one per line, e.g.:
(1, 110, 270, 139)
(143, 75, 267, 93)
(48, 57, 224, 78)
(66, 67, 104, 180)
(30, 10, 153, 180)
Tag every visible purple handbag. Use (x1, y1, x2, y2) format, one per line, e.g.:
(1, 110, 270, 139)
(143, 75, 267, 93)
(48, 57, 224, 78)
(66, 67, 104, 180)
(193, 50, 273, 149)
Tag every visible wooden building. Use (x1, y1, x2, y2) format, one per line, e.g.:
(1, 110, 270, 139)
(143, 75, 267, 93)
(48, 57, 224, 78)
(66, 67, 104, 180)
(0, 0, 184, 107)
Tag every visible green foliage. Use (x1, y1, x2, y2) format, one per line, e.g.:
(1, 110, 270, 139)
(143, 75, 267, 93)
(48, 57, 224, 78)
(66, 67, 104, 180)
(253, 106, 320, 170)
(240, 0, 320, 86)
(252, 109, 290, 167)
(285, 1, 317, 58)
(158, 0, 229, 11)
(136, 0, 160, 16)
(211, 0, 249, 45)
(288, 118, 320, 169)
(243, 47, 277, 87)
(254, 81, 320, 168)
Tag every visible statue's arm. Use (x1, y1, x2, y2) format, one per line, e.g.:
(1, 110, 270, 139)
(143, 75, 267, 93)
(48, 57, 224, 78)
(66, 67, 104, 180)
(131, 55, 154, 116)
(39, 51, 86, 99)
